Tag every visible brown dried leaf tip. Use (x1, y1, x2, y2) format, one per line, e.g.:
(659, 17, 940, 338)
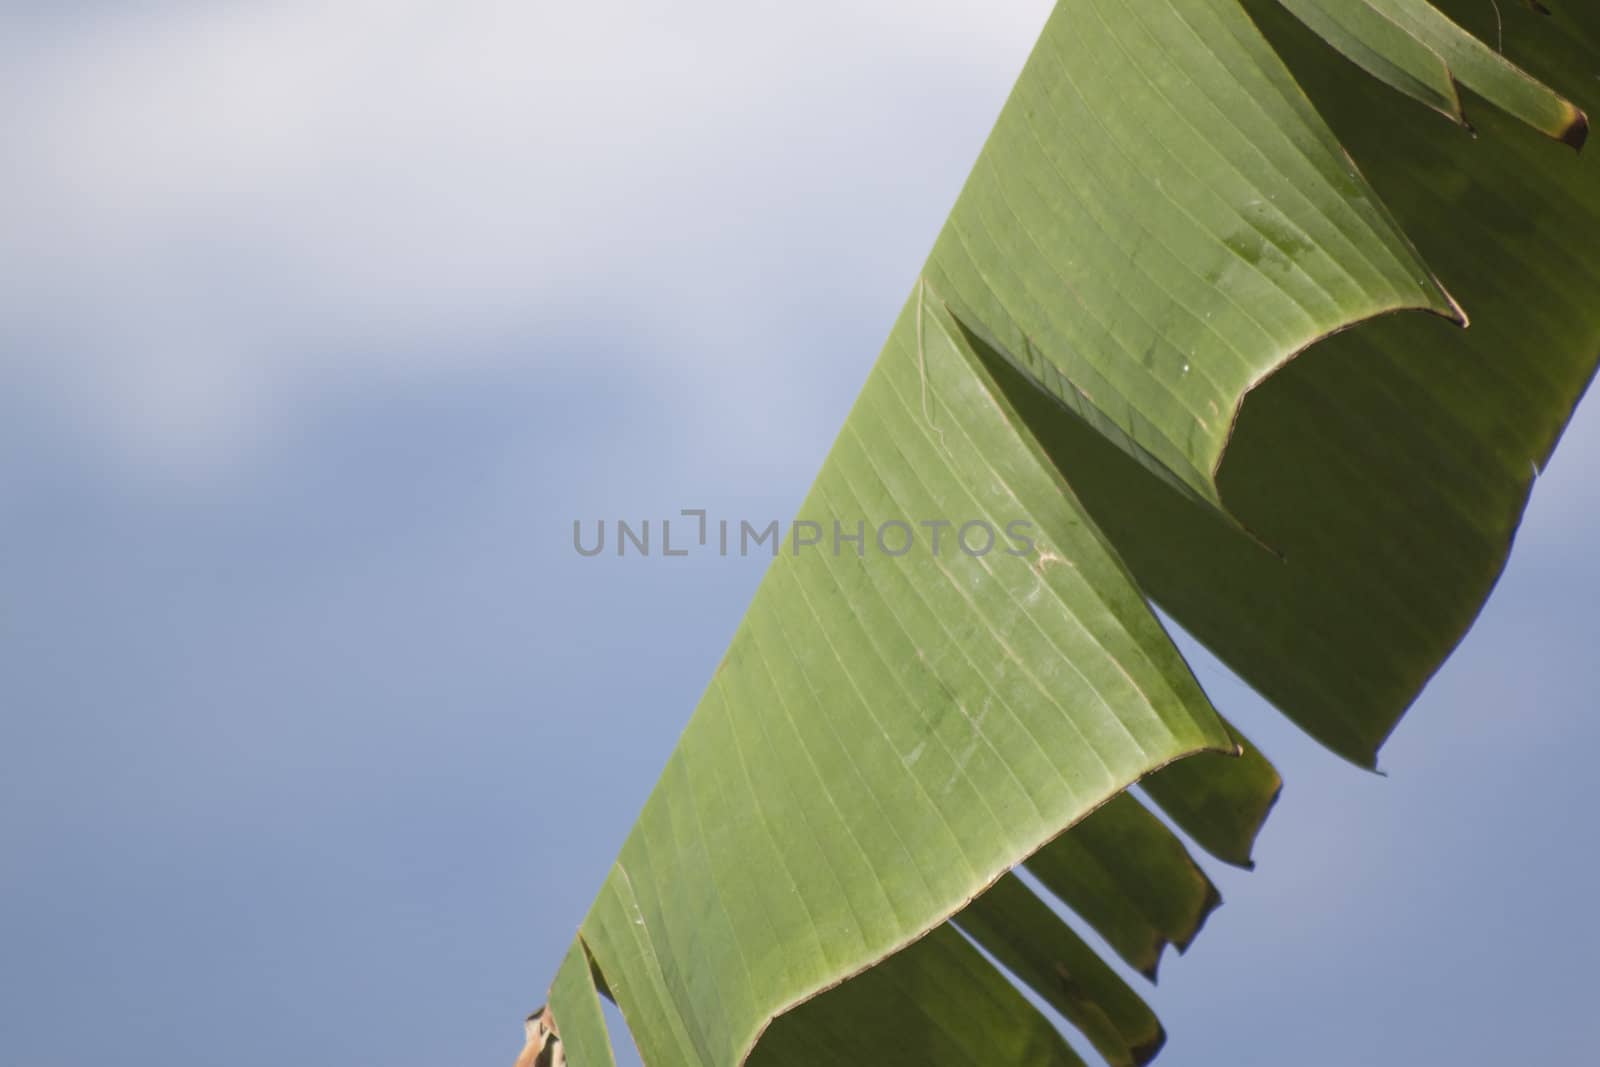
(515, 1006, 564, 1067)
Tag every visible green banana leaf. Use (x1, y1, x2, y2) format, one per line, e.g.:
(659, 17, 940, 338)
(531, 1, 1600, 1063)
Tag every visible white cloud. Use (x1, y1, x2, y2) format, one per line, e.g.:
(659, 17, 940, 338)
(1, 0, 1053, 474)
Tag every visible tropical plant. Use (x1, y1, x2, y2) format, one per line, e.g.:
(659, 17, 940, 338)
(524, 2, 1599, 1064)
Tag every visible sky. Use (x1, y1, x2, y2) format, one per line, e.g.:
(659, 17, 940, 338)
(2, 3, 1597, 1065)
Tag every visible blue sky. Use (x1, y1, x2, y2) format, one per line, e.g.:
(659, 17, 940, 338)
(3, 3, 1597, 1065)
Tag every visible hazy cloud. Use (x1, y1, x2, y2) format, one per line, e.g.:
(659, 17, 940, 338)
(2, 0, 1051, 472)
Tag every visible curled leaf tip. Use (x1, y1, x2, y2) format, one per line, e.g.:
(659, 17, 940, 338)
(1561, 109, 1590, 151)
(1131, 1028, 1169, 1067)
